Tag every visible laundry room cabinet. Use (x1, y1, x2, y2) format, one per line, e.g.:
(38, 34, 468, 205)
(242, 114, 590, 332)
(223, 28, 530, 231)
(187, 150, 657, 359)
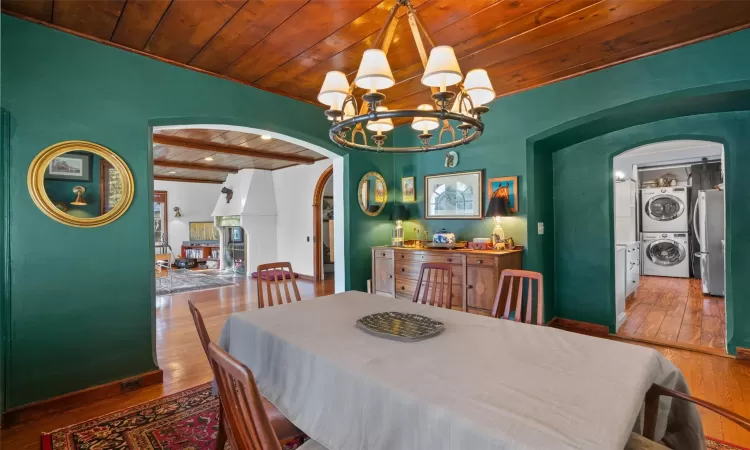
(625, 242, 641, 297)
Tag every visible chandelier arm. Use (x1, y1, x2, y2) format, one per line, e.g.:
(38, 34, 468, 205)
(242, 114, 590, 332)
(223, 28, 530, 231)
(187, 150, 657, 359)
(406, 1, 438, 49)
(373, 2, 402, 50)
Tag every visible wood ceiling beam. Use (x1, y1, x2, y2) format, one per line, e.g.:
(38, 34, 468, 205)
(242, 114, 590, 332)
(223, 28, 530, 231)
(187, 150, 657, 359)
(152, 135, 316, 164)
(154, 175, 224, 184)
(154, 159, 239, 173)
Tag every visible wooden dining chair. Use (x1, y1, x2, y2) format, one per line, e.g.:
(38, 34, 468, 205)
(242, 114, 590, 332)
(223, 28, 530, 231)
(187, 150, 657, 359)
(491, 269, 544, 325)
(207, 342, 327, 450)
(413, 263, 452, 309)
(643, 383, 750, 442)
(188, 300, 303, 449)
(256, 262, 302, 309)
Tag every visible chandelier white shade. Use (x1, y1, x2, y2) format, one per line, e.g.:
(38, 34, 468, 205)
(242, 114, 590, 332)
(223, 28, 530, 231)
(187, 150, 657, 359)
(421, 45, 463, 89)
(317, 71, 349, 109)
(411, 104, 439, 132)
(463, 69, 495, 106)
(366, 106, 394, 133)
(355, 49, 395, 91)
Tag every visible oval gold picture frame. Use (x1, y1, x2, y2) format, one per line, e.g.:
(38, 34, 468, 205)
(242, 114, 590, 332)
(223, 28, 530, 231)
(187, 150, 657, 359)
(358, 171, 387, 217)
(27, 140, 135, 228)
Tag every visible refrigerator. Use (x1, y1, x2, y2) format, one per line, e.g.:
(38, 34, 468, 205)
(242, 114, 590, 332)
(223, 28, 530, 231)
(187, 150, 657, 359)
(693, 189, 724, 296)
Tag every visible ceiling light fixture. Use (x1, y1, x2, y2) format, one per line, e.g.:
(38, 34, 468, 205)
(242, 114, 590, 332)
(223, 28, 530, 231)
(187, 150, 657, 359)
(318, 0, 492, 153)
(169, 171, 177, 174)
(204, 157, 214, 161)
(261, 135, 272, 140)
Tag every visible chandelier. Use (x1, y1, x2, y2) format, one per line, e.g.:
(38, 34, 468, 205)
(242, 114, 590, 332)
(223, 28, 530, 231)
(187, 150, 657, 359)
(317, 0, 494, 153)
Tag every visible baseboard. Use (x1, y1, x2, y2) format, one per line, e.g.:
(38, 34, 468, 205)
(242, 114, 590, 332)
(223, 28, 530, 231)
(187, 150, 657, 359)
(616, 312, 628, 331)
(549, 317, 610, 337)
(736, 347, 750, 361)
(1, 369, 163, 428)
(613, 335, 731, 358)
(297, 274, 315, 281)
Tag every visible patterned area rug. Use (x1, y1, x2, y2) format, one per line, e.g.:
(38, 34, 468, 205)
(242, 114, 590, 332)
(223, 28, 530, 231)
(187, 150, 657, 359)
(156, 270, 238, 296)
(41, 383, 747, 450)
(41, 383, 303, 450)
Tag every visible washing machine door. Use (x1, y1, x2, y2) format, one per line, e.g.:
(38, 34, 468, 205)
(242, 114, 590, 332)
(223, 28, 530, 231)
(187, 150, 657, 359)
(644, 194, 685, 221)
(646, 239, 686, 266)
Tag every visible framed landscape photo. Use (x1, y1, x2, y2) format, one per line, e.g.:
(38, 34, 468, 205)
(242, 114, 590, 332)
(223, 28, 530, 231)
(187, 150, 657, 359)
(189, 221, 220, 241)
(402, 176, 415, 202)
(487, 176, 519, 213)
(45, 152, 92, 181)
(424, 170, 483, 219)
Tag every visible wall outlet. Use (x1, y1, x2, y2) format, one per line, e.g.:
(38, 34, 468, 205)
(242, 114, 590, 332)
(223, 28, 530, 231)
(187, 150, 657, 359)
(537, 222, 545, 235)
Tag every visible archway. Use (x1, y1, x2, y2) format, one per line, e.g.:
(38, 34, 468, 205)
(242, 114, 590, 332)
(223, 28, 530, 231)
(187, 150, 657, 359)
(312, 165, 334, 281)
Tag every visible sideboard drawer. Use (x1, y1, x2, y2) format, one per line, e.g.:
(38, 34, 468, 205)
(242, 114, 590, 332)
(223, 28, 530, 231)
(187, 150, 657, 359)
(466, 256, 495, 266)
(374, 249, 393, 260)
(395, 251, 462, 265)
(395, 260, 462, 283)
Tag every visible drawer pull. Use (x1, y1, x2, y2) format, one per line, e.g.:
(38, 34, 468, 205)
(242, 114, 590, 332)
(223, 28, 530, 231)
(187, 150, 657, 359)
(381, 252, 386, 257)
(389, 275, 393, 279)
(400, 286, 405, 290)
(467, 285, 473, 289)
(401, 268, 405, 272)
(447, 258, 452, 262)
(477, 260, 483, 264)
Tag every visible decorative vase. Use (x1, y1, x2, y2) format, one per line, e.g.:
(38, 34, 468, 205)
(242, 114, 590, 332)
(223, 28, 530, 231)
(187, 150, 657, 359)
(433, 228, 456, 244)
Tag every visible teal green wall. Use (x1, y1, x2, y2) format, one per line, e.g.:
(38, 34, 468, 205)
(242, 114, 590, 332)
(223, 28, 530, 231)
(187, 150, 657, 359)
(394, 28, 750, 352)
(44, 154, 101, 218)
(552, 113, 750, 352)
(0, 14, 393, 409)
(1, 108, 10, 416)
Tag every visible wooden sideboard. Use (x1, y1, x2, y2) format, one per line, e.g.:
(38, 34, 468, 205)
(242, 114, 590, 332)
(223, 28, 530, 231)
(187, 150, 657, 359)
(371, 246, 523, 316)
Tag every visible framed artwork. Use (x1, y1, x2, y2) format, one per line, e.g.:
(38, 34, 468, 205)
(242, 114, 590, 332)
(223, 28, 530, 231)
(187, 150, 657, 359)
(424, 170, 483, 219)
(374, 179, 386, 203)
(189, 221, 220, 241)
(487, 176, 519, 213)
(402, 177, 415, 202)
(322, 196, 334, 221)
(45, 152, 92, 181)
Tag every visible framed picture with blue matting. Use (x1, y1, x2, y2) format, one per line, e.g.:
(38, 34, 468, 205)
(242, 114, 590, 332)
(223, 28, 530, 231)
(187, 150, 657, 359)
(487, 176, 518, 213)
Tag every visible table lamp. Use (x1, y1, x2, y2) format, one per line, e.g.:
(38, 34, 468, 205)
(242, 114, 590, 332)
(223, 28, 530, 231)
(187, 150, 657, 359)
(485, 196, 511, 248)
(389, 204, 409, 247)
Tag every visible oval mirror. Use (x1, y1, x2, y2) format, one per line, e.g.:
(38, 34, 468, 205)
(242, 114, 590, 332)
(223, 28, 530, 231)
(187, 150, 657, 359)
(358, 171, 387, 216)
(28, 141, 134, 227)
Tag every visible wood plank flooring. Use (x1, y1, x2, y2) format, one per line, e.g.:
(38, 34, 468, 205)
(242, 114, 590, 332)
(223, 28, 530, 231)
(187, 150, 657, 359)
(3, 275, 749, 448)
(618, 276, 727, 351)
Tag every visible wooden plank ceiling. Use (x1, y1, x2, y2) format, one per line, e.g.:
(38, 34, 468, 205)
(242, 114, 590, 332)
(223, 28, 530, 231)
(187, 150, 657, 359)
(5, 0, 750, 120)
(153, 128, 326, 183)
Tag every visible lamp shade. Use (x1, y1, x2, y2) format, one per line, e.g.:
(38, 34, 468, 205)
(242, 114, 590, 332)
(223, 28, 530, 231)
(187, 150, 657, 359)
(411, 104, 439, 132)
(355, 49, 395, 91)
(390, 204, 410, 221)
(450, 95, 472, 115)
(318, 71, 349, 109)
(464, 69, 495, 106)
(422, 45, 462, 88)
(366, 106, 394, 133)
(485, 196, 511, 218)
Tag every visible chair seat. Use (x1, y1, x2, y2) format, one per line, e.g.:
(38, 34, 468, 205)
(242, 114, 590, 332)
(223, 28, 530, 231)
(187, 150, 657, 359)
(624, 432, 669, 450)
(262, 396, 302, 441)
(298, 439, 329, 450)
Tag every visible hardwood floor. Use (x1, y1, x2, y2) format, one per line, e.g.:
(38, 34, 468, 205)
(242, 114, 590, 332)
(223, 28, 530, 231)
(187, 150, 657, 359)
(618, 276, 727, 351)
(3, 275, 749, 448)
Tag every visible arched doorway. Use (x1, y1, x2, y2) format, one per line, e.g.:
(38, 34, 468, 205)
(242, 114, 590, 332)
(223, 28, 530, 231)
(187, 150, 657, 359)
(312, 165, 334, 281)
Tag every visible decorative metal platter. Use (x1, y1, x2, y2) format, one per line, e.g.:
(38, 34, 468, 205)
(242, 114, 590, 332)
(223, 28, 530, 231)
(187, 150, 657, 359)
(356, 312, 444, 341)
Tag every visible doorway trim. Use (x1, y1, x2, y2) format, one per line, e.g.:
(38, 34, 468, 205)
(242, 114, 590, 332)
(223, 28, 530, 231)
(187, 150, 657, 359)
(312, 165, 333, 281)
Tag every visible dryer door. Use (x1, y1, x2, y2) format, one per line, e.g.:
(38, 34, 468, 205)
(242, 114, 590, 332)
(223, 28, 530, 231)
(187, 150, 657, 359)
(644, 194, 685, 222)
(646, 239, 687, 266)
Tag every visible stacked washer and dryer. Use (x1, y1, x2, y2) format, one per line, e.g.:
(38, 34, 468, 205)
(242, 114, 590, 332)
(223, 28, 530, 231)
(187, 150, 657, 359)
(641, 187, 690, 278)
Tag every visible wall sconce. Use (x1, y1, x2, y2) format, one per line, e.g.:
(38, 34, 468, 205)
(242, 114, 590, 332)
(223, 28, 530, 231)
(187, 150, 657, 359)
(70, 186, 87, 206)
(173, 206, 182, 218)
(614, 171, 627, 183)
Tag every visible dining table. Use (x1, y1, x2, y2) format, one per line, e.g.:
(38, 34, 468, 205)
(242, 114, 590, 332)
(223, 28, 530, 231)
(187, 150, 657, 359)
(218, 291, 703, 450)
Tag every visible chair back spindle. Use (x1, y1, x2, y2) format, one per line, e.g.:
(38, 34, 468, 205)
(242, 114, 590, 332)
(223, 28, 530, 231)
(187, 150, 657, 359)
(413, 263, 452, 309)
(491, 269, 544, 325)
(256, 262, 301, 309)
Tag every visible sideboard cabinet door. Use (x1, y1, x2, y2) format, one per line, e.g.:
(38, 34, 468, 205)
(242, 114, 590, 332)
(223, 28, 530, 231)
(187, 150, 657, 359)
(466, 266, 497, 313)
(373, 250, 394, 296)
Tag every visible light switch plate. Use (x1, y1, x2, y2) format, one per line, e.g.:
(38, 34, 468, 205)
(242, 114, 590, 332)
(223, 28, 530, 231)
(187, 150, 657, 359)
(537, 222, 544, 235)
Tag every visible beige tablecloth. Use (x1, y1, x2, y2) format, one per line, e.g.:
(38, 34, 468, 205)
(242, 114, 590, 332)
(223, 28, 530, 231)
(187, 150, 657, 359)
(218, 291, 703, 450)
